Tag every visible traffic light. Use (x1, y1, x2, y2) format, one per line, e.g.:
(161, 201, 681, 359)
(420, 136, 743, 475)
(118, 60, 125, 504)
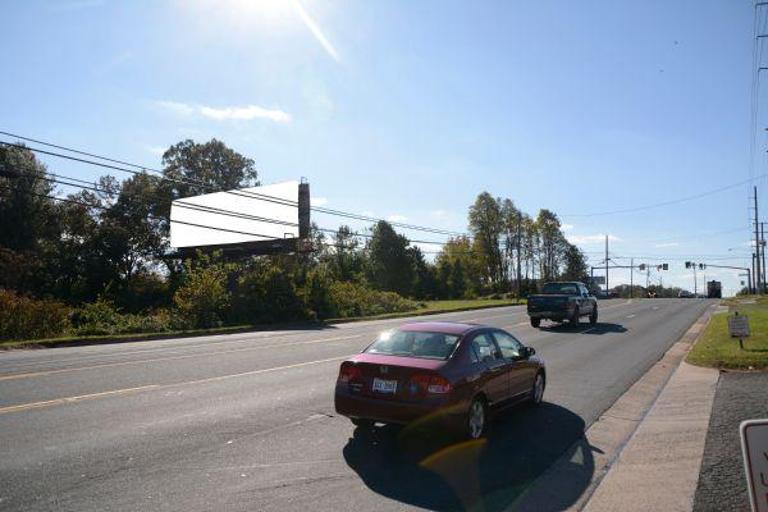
(699, 263, 706, 270)
(685, 261, 691, 269)
(638, 264, 646, 271)
(662, 263, 669, 271)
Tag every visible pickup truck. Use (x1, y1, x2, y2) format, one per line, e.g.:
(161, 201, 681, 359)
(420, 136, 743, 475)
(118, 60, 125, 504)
(527, 281, 598, 328)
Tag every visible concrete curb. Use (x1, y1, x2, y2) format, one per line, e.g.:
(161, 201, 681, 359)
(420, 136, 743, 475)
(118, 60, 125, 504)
(511, 303, 720, 512)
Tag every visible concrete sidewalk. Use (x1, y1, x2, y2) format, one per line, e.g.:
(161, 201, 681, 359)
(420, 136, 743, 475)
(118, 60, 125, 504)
(583, 361, 719, 512)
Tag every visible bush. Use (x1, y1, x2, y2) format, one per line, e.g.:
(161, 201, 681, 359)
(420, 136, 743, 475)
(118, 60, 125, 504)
(0, 289, 71, 341)
(233, 263, 310, 324)
(173, 257, 231, 329)
(303, 267, 336, 319)
(72, 298, 172, 335)
(328, 281, 417, 318)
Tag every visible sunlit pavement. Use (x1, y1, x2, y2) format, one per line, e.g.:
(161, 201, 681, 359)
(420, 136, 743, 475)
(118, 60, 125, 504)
(0, 299, 713, 511)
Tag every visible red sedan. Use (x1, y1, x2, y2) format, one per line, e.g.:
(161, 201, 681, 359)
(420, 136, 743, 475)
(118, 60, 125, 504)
(334, 321, 545, 439)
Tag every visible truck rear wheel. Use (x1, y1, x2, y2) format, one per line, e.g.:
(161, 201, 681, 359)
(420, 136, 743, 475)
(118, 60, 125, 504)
(570, 307, 580, 325)
(530, 317, 541, 328)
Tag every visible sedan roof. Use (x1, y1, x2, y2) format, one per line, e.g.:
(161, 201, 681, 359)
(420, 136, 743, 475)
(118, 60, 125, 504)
(398, 321, 481, 336)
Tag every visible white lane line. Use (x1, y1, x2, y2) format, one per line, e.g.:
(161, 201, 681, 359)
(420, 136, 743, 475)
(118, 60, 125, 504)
(0, 334, 364, 381)
(0, 329, 329, 371)
(0, 355, 353, 415)
(626, 314, 636, 319)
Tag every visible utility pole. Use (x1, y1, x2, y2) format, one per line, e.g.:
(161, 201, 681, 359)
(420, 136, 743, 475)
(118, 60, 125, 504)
(762, 222, 766, 292)
(753, 252, 758, 294)
(630, 257, 634, 299)
(754, 186, 762, 294)
(605, 235, 609, 294)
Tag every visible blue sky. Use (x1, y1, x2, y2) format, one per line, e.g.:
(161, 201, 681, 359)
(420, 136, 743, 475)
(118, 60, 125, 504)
(2, 0, 767, 295)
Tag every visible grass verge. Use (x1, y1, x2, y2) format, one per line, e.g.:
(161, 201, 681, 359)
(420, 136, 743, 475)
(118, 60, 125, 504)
(687, 296, 768, 370)
(0, 299, 524, 350)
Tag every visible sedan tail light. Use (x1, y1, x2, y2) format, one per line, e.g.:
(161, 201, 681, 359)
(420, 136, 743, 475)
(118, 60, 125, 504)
(408, 373, 452, 395)
(338, 363, 362, 383)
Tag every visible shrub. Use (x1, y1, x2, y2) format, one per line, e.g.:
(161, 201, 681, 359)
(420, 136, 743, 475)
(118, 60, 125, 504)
(303, 267, 336, 319)
(173, 257, 231, 329)
(328, 281, 417, 318)
(233, 263, 309, 324)
(72, 298, 172, 335)
(0, 289, 71, 341)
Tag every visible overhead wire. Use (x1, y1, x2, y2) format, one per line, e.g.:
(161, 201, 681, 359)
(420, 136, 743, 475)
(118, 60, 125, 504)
(0, 133, 469, 238)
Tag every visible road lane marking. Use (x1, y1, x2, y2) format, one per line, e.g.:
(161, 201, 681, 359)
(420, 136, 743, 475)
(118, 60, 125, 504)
(0, 335, 364, 381)
(626, 314, 636, 319)
(0, 385, 160, 415)
(0, 355, 354, 415)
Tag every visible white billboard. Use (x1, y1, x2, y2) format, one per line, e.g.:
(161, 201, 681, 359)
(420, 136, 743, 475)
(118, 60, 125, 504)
(170, 181, 305, 249)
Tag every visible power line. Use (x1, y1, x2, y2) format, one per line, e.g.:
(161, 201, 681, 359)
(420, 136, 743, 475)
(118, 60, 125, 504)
(1, 172, 458, 247)
(0, 133, 470, 238)
(561, 171, 768, 217)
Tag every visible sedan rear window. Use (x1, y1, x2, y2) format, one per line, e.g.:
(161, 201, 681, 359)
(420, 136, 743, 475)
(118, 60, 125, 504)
(365, 330, 460, 360)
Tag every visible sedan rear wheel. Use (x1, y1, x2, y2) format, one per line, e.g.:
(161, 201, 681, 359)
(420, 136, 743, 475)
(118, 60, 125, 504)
(467, 398, 487, 440)
(530, 317, 541, 328)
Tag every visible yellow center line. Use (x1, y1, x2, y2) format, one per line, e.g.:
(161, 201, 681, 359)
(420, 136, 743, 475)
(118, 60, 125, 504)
(0, 354, 354, 415)
(0, 334, 363, 381)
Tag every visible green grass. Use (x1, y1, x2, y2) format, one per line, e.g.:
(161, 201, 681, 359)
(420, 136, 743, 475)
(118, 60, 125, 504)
(0, 298, 525, 350)
(687, 295, 768, 370)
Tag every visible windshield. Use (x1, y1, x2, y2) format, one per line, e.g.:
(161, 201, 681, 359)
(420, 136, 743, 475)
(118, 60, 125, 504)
(542, 283, 580, 295)
(365, 330, 460, 360)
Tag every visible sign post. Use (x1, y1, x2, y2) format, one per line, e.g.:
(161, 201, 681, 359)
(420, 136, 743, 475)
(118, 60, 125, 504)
(728, 312, 751, 350)
(741, 419, 768, 512)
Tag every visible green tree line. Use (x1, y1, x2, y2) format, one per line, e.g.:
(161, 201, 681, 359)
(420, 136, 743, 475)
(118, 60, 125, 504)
(0, 141, 588, 340)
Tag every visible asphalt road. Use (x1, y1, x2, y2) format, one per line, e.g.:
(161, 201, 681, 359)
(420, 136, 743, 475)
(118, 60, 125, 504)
(0, 298, 713, 512)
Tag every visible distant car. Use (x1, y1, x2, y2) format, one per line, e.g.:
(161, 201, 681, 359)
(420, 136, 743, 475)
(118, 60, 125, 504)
(526, 281, 598, 328)
(678, 290, 694, 298)
(334, 322, 546, 439)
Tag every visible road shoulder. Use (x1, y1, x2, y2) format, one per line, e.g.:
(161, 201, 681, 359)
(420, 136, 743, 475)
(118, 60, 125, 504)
(512, 302, 719, 512)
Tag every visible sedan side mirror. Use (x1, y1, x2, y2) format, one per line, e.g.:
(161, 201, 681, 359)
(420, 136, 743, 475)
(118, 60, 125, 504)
(524, 346, 536, 358)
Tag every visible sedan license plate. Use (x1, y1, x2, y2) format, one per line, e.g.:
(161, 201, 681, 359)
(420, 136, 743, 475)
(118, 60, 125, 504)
(372, 378, 397, 394)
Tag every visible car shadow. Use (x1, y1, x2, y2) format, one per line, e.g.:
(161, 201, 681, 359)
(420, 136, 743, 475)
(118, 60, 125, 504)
(342, 402, 593, 511)
(539, 322, 627, 335)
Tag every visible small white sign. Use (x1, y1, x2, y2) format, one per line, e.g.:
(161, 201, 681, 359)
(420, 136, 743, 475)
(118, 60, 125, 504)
(729, 315, 751, 338)
(741, 419, 768, 512)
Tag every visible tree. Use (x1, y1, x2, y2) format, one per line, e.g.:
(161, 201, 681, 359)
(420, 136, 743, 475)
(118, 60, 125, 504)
(468, 192, 504, 291)
(0, 145, 58, 253)
(330, 225, 364, 281)
(157, 139, 259, 222)
(501, 198, 524, 297)
(561, 243, 589, 282)
(535, 209, 566, 281)
(408, 246, 438, 299)
(366, 221, 413, 296)
(0, 145, 62, 296)
(436, 236, 480, 298)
